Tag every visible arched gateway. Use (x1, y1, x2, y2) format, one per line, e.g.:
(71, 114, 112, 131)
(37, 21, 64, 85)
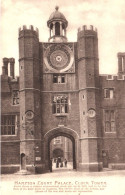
(16, 6, 103, 174)
(43, 127, 79, 170)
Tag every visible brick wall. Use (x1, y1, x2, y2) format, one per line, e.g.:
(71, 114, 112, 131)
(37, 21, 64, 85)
(1, 142, 20, 164)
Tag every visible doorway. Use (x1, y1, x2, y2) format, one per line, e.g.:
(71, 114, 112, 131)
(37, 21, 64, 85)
(102, 150, 109, 168)
(21, 153, 26, 170)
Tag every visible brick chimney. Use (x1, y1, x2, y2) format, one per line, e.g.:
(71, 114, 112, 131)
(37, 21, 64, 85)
(2, 58, 9, 75)
(9, 58, 15, 79)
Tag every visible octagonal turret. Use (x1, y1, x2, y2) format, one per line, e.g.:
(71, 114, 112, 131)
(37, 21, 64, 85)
(47, 6, 68, 42)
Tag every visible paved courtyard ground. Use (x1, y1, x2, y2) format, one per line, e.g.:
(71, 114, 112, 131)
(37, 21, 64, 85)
(1, 164, 125, 195)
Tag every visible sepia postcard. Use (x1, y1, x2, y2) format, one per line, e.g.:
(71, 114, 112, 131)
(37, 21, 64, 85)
(1, 0, 125, 195)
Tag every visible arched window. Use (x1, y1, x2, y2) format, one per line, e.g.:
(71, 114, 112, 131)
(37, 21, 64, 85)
(55, 22, 60, 35)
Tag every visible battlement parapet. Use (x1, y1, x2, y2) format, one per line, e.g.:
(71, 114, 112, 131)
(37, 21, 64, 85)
(77, 25, 97, 39)
(106, 75, 115, 80)
(100, 74, 125, 81)
(78, 25, 97, 33)
(18, 25, 39, 37)
(117, 74, 125, 80)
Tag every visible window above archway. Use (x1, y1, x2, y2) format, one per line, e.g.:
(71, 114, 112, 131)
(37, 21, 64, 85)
(53, 95, 68, 114)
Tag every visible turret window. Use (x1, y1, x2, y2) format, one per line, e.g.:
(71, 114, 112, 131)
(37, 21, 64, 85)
(53, 95, 68, 114)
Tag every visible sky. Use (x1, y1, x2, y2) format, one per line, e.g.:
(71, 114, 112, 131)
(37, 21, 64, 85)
(1, 0, 125, 76)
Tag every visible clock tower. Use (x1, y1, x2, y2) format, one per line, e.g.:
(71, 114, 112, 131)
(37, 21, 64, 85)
(18, 6, 102, 173)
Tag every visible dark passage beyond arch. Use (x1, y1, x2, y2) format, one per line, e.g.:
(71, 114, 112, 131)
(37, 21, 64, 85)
(53, 148, 64, 158)
(48, 132, 76, 170)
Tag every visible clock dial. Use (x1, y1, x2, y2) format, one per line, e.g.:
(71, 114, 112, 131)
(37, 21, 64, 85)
(49, 49, 69, 69)
(44, 44, 74, 73)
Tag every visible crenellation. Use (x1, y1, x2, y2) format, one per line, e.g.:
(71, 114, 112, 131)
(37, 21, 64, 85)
(18, 25, 39, 37)
(78, 25, 97, 32)
(83, 25, 87, 30)
(29, 25, 34, 30)
(117, 74, 125, 80)
(106, 75, 114, 80)
(23, 25, 27, 30)
(99, 74, 125, 81)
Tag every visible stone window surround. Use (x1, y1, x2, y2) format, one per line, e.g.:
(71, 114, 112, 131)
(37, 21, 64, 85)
(1, 114, 18, 136)
(12, 90, 20, 105)
(104, 110, 116, 133)
(52, 94, 68, 114)
(104, 88, 114, 99)
(53, 74, 65, 84)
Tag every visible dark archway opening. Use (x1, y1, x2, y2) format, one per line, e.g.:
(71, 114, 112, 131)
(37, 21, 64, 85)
(48, 133, 76, 171)
(53, 148, 64, 159)
(21, 153, 26, 170)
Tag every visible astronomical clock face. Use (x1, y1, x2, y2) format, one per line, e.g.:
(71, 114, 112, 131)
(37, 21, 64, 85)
(43, 44, 74, 73)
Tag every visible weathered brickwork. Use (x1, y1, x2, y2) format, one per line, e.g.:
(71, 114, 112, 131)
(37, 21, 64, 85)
(1, 7, 125, 173)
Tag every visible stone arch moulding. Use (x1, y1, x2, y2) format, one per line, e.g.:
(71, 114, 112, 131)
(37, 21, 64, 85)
(44, 126, 79, 139)
(43, 127, 79, 170)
